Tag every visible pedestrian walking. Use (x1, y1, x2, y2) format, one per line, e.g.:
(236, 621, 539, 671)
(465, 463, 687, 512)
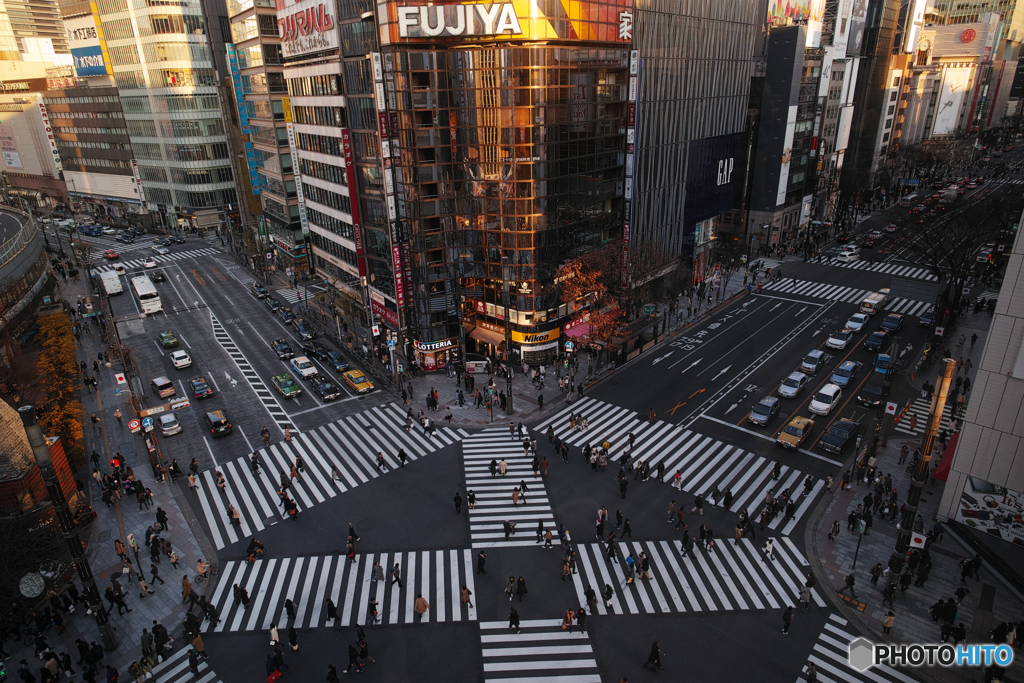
(287, 627, 298, 652)
(414, 594, 429, 622)
(454, 492, 462, 513)
(562, 608, 575, 632)
(645, 640, 663, 671)
(461, 585, 473, 608)
(883, 611, 896, 634)
(391, 563, 403, 587)
(782, 605, 795, 635)
(509, 607, 521, 633)
(763, 538, 775, 561)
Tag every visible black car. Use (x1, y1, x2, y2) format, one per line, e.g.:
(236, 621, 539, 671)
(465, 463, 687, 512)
(189, 376, 214, 399)
(859, 237, 875, 248)
(312, 377, 343, 401)
(325, 350, 349, 372)
(278, 308, 296, 325)
(270, 338, 295, 359)
(819, 418, 862, 454)
(150, 270, 166, 282)
(919, 307, 935, 327)
(879, 313, 904, 332)
(251, 283, 270, 299)
(856, 381, 887, 408)
(294, 318, 315, 340)
(300, 341, 332, 361)
(203, 410, 232, 437)
(265, 297, 283, 312)
(115, 235, 134, 244)
(863, 331, 889, 352)
(170, 236, 186, 244)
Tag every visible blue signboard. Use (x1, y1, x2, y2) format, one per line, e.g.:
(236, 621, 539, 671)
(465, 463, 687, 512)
(71, 46, 107, 77)
(244, 142, 261, 196)
(226, 44, 249, 135)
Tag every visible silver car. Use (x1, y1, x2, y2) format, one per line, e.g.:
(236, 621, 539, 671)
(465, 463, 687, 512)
(778, 371, 808, 398)
(159, 412, 182, 436)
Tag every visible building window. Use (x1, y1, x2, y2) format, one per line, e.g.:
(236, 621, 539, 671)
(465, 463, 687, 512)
(882, 133, 890, 143)
(885, 118, 892, 129)
(892, 76, 900, 87)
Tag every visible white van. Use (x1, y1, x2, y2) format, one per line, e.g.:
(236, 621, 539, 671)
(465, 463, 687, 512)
(899, 193, 918, 207)
(859, 288, 891, 315)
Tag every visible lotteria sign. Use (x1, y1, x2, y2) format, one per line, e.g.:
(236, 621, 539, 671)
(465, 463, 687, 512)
(276, 0, 338, 56)
(398, 4, 522, 38)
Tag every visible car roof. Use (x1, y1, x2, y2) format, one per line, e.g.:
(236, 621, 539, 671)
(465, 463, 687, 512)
(293, 356, 311, 362)
(806, 349, 824, 358)
(152, 375, 171, 383)
(159, 413, 177, 422)
(851, 313, 868, 320)
(788, 416, 813, 427)
(758, 396, 779, 405)
(786, 371, 806, 380)
(171, 349, 188, 356)
(838, 360, 857, 369)
(885, 313, 902, 319)
(818, 383, 841, 395)
(205, 410, 226, 420)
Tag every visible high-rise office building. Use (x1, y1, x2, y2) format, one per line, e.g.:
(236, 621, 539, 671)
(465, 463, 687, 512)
(3, 0, 69, 57)
(280, 0, 759, 373)
(89, 0, 237, 229)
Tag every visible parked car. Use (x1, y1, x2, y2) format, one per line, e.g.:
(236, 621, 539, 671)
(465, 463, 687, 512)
(777, 416, 815, 449)
(250, 282, 270, 299)
(748, 396, 780, 426)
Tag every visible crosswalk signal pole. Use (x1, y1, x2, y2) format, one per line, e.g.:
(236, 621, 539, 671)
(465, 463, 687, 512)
(895, 357, 955, 561)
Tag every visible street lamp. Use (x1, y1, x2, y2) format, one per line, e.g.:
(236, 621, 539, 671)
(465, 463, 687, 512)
(502, 256, 513, 414)
(18, 405, 118, 650)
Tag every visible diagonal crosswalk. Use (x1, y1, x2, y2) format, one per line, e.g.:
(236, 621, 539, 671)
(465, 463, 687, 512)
(571, 537, 825, 615)
(464, 428, 558, 548)
(208, 549, 477, 631)
(92, 247, 222, 273)
(193, 403, 467, 549)
(761, 280, 933, 316)
(535, 398, 824, 536)
(892, 396, 957, 437)
(479, 619, 600, 683)
(148, 643, 224, 683)
(814, 258, 938, 281)
(798, 613, 924, 683)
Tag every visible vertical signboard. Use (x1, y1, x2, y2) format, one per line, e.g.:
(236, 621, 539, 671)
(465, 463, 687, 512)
(622, 49, 638, 289)
(35, 98, 63, 175)
(0, 127, 23, 168)
(283, 97, 308, 230)
(65, 13, 111, 77)
(243, 143, 261, 198)
(341, 128, 366, 277)
(130, 159, 146, 202)
(226, 44, 249, 135)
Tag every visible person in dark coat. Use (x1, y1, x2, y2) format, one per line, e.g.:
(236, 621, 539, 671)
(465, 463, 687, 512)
(344, 645, 361, 673)
(645, 640, 663, 671)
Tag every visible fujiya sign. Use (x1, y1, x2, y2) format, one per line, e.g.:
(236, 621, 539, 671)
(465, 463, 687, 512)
(397, 3, 522, 38)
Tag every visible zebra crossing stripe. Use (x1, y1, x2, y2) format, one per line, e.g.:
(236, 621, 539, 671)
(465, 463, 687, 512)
(817, 258, 938, 281)
(192, 403, 462, 549)
(149, 644, 223, 683)
(798, 614, 923, 683)
(210, 313, 291, 431)
(210, 550, 476, 632)
(93, 248, 221, 273)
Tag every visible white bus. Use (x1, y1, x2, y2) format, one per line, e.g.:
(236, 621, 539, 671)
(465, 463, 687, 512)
(100, 271, 123, 295)
(131, 275, 163, 314)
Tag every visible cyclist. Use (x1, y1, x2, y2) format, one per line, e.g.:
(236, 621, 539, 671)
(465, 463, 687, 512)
(261, 425, 270, 446)
(196, 558, 211, 580)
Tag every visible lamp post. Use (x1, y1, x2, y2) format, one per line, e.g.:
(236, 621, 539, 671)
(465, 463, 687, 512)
(502, 256, 513, 414)
(18, 405, 119, 650)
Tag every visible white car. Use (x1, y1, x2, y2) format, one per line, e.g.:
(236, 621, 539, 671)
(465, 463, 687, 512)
(290, 356, 319, 380)
(826, 329, 854, 350)
(101, 227, 116, 235)
(778, 371, 808, 398)
(152, 245, 170, 255)
(809, 383, 842, 416)
(846, 313, 870, 333)
(159, 412, 182, 436)
(143, 257, 158, 268)
(837, 250, 860, 263)
(113, 264, 127, 276)
(170, 350, 192, 369)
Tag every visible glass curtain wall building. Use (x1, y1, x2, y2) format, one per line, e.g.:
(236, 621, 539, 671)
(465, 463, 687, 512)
(95, 0, 236, 226)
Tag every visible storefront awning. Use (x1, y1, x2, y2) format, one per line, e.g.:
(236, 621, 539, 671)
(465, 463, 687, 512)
(564, 324, 592, 339)
(470, 326, 505, 346)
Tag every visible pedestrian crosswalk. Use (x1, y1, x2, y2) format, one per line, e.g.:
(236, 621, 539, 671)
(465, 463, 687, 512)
(193, 402, 467, 550)
(207, 549, 477, 631)
(815, 258, 938, 281)
(798, 613, 923, 683)
(275, 285, 325, 304)
(480, 619, 600, 683)
(464, 428, 559, 548)
(149, 644, 223, 683)
(92, 247, 222, 273)
(211, 313, 292, 432)
(536, 398, 825, 536)
(761, 280, 933, 316)
(893, 396, 957, 437)
(571, 537, 826, 615)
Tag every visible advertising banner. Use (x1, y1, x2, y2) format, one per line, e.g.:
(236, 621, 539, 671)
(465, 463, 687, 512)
(243, 143, 261, 199)
(684, 132, 740, 226)
(0, 127, 22, 169)
(382, 0, 634, 44)
(766, 0, 824, 48)
(848, 0, 869, 56)
(276, 0, 339, 57)
(933, 67, 972, 136)
(36, 99, 63, 175)
(226, 44, 249, 135)
(65, 14, 110, 77)
(341, 129, 366, 277)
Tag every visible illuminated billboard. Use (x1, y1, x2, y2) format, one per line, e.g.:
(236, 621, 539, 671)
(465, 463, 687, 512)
(379, 0, 634, 44)
(276, 0, 339, 57)
(766, 0, 825, 48)
(65, 13, 111, 77)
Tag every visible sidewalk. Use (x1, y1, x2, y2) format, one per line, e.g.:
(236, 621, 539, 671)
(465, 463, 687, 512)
(2, 266, 215, 679)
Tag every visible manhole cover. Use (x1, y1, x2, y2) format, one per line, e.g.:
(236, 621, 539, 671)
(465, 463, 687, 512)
(96, 529, 111, 542)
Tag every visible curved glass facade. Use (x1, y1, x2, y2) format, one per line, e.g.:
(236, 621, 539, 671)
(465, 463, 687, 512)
(387, 46, 629, 352)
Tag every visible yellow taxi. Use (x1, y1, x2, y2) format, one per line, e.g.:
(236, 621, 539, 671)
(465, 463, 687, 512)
(342, 369, 374, 394)
(776, 416, 815, 450)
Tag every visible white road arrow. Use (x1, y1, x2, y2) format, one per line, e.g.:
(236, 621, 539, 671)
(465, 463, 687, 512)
(712, 365, 732, 381)
(652, 351, 674, 365)
(683, 358, 702, 372)
(794, 306, 807, 317)
(225, 371, 237, 388)
(771, 302, 783, 311)
(725, 403, 738, 414)
(811, 326, 825, 337)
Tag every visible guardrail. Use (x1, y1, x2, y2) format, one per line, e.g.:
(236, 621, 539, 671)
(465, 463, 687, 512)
(0, 207, 37, 269)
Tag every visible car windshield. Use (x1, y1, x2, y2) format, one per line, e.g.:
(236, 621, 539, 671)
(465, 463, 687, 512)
(814, 392, 833, 404)
(783, 426, 803, 437)
(783, 378, 799, 388)
(752, 404, 770, 415)
(835, 368, 852, 378)
(803, 355, 818, 366)
(297, 360, 311, 369)
(833, 331, 850, 339)
(877, 358, 890, 370)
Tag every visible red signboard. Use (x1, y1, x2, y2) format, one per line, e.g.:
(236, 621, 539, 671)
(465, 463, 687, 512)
(402, 243, 413, 300)
(372, 299, 399, 327)
(627, 103, 636, 127)
(340, 128, 366, 277)
(475, 300, 486, 315)
(378, 112, 389, 138)
(392, 246, 404, 307)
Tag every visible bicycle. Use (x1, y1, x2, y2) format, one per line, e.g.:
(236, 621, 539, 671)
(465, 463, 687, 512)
(193, 565, 218, 583)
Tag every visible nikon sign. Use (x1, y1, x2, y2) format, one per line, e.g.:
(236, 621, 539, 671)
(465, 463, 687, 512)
(397, 3, 522, 38)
